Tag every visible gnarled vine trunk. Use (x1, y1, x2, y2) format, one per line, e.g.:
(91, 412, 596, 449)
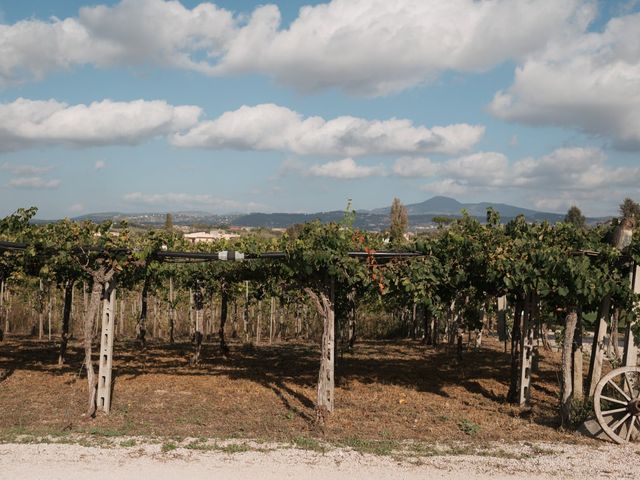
(84, 279, 104, 417)
(305, 279, 335, 419)
(136, 276, 150, 348)
(560, 309, 578, 425)
(219, 289, 229, 356)
(58, 280, 74, 365)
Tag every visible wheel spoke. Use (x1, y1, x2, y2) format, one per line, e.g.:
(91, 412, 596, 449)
(611, 413, 631, 434)
(601, 407, 629, 416)
(623, 373, 637, 398)
(608, 379, 631, 401)
(624, 417, 634, 441)
(600, 395, 628, 406)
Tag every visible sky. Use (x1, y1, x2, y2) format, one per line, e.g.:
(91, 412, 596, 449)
(0, 0, 639, 219)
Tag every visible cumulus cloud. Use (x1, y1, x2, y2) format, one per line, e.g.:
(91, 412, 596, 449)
(393, 152, 508, 183)
(489, 12, 640, 150)
(0, 0, 592, 95)
(0, 98, 201, 152)
(9, 176, 61, 189)
(0, 0, 235, 86)
(172, 104, 483, 156)
(402, 147, 640, 213)
(123, 192, 265, 212)
(307, 158, 385, 179)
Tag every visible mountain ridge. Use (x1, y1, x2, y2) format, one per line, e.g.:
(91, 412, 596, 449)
(66, 196, 609, 230)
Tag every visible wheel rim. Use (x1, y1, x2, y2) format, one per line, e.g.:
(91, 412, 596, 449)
(594, 366, 640, 444)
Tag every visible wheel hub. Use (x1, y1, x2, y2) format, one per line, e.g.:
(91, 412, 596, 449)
(629, 398, 640, 416)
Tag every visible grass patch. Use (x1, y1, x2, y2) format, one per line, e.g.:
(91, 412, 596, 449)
(184, 439, 216, 451)
(530, 445, 555, 456)
(458, 419, 481, 436)
(119, 439, 137, 448)
(407, 442, 438, 457)
(161, 441, 178, 452)
(86, 427, 127, 438)
(292, 436, 327, 453)
(218, 443, 251, 454)
(337, 437, 399, 456)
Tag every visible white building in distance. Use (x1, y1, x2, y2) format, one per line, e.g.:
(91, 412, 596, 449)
(184, 229, 240, 244)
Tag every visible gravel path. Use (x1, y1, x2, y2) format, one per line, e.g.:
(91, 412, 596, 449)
(1, 440, 638, 480)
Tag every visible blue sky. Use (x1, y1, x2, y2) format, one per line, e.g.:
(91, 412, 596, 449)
(0, 0, 639, 219)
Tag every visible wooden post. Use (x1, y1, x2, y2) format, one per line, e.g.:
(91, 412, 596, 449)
(47, 292, 52, 341)
(269, 297, 275, 345)
(587, 297, 610, 397)
(0, 279, 4, 340)
(244, 281, 250, 342)
(519, 296, 535, 406)
(97, 282, 116, 414)
(153, 297, 158, 339)
(219, 289, 229, 356)
(256, 300, 262, 345)
(623, 263, 639, 367)
(189, 288, 194, 335)
(168, 277, 175, 343)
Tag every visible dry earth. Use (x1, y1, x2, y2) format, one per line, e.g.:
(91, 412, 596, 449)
(0, 335, 636, 478)
(0, 336, 578, 443)
(1, 439, 639, 480)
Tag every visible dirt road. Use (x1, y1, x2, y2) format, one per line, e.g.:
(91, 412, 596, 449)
(1, 440, 638, 480)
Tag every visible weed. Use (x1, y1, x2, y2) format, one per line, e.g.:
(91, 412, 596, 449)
(161, 441, 178, 452)
(218, 443, 250, 454)
(458, 419, 481, 436)
(407, 442, 438, 457)
(292, 436, 326, 453)
(185, 440, 212, 451)
(86, 427, 125, 437)
(338, 437, 399, 456)
(119, 439, 136, 448)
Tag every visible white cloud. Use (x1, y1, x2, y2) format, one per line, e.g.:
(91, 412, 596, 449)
(69, 203, 84, 213)
(213, 0, 592, 96)
(123, 192, 265, 212)
(489, 12, 640, 150)
(393, 157, 439, 177)
(0, 161, 53, 175)
(9, 176, 60, 189)
(94, 160, 106, 170)
(420, 179, 469, 196)
(172, 103, 483, 156)
(308, 158, 385, 179)
(393, 152, 508, 183)
(0, 0, 592, 96)
(402, 147, 640, 214)
(0, 0, 235, 86)
(0, 98, 201, 152)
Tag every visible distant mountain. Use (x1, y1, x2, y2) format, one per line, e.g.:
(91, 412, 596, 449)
(68, 196, 609, 231)
(372, 196, 557, 220)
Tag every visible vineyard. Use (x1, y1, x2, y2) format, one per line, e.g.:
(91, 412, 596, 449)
(0, 203, 639, 444)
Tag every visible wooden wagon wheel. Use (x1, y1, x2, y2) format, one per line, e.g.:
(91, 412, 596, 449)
(594, 366, 640, 444)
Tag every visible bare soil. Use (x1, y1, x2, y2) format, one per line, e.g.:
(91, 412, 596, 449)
(2, 440, 640, 480)
(0, 334, 585, 444)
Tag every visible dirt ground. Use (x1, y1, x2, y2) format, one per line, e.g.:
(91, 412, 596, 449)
(0, 333, 585, 445)
(2, 440, 640, 480)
